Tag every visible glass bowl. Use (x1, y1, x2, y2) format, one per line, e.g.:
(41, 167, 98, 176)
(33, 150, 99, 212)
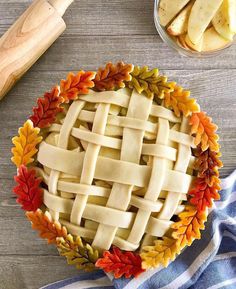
(154, 0, 235, 57)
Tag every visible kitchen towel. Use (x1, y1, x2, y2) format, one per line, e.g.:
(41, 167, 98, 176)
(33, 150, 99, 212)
(41, 169, 236, 289)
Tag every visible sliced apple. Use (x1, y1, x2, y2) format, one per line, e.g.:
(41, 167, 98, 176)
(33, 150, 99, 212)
(212, 0, 235, 40)
(202, 27, 231, 51)
(188, 0, 224, 44)
(158, 0, 191, 26)
(176, 36, 183, 48)
(228, 0, 236, 33)
(185, 34, 203, 52)
(167, 1, 194, 36)
(178, 34, 190, 49)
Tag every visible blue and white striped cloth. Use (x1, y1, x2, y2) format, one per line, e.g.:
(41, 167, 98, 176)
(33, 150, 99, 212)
(42, 170, 236, 289)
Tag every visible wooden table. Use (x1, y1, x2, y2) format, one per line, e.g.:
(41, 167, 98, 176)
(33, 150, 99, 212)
(0, 1, 235, 288)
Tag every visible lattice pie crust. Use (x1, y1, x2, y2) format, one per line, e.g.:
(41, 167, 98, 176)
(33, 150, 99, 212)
(35, 88, 196, 252)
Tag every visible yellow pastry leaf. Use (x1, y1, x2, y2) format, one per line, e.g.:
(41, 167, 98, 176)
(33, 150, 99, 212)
(11, 120, 42, 168)
(141, 237, 180, 269)
(26, 209, 67, 244)
(57, 234, 99, 271)
(189, 112, 219, 152)
(172, 206, 207, 249)
(164, 84, 200, 117)
(128, 66, 175, 99)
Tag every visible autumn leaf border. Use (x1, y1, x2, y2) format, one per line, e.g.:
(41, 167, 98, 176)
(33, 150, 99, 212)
(140, 108, 222, 270)
(11, 62, 222, 277)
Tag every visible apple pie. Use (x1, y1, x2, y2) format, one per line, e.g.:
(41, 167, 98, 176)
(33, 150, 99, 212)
(12, 62, 222, 278)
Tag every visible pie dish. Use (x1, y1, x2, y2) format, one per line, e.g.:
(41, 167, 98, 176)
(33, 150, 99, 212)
(12, 62, 222, 278)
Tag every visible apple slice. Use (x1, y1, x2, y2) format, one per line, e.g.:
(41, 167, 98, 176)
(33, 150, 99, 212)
(188, 0, 224, 44)
(212, 0, 235, 40)
(158, 0, 191, 26)
(176, 37, 184, 48)
(202, 27, 231, 52)
(185, 34, 203, 52)
(167, 1, 194, 36)
(178, 34, 190, 49)
(228, 0, 236, 33)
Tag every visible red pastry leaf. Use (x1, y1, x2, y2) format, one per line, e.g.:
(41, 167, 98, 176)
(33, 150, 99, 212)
(189, 177, 221, 212)
(30, 86, 64, 128)
(189, 112, 219, 152)
(194, 146, 223, 186)
(60, 71, 95, 102)
(95, 246, 145, 278)
(26, 209, 68, 244)
(94, 62, 134, 91)
(13, 165, 43, 211)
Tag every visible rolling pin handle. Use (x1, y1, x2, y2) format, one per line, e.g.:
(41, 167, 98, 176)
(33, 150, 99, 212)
(48, 0, 74, 16)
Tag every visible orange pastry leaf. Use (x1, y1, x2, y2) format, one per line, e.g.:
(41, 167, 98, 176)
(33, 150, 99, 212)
(13, 165, 43, 211)
(189, 112, 219, 152)
(94, 62, 133, 91)
(189, 177, 221, 212)
(164, 84, 200, 117)
(194, 146, 223, 185)
(26, 209, 67, 244)
(172, 206, 207, 249)
(60, 71, 95, 102)
(30, 86, 64, 129)
(95, 246, 145, 278)
(11, 120, 42, 168)
(141, 237, 180, 269)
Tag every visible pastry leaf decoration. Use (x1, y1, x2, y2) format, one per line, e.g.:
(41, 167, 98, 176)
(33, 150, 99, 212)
(141, 237, 180, 269)
(189, 112, 219, 152)
(30, 86, 64, 129)
(60, 71, 96, 103)
(95, 246, 145, 278)
(127, 65, 175, 99)
(94, 62, 134, 91)
(188, 178, 221, 212)
(13, 165, 43, 211)
(11, 120, 42, 168)
(57, 234, 99, 272)
(164, 84, 200, 117)
(172, 206, 207, 249)
(189, 145, 222, 212)
(194, 146, 223, 186)
(26, 209, 67, 244)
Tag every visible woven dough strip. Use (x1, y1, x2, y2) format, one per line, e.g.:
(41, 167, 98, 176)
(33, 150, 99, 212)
(37, 88, 195, 252)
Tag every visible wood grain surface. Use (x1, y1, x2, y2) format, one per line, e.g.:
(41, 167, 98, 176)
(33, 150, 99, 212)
(0, 0, 67, 100)
(0, 1, 235, 288)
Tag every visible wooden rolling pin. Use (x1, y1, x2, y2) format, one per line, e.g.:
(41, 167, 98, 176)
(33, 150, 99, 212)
(0, 0, 74, 100)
